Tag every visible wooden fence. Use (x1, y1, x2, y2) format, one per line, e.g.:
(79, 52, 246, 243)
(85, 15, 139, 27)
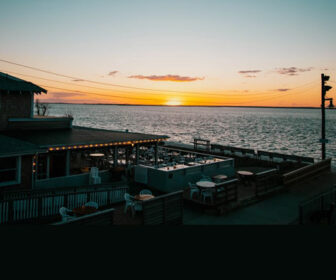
(255, 169, 283, 197)
(212, 179, 239, 206)
(52, 208, 115, 225)
(299, 187, 336, 224)
(142, 191, 184, 225)
(0, 186, 128, 225)
(282, 158, 331, 186)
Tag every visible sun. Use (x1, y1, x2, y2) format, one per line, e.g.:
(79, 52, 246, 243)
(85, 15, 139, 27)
(165, 98, 182, 106)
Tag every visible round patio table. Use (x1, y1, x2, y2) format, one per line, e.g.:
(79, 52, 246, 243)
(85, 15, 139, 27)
(89, 153, 105, 157)
(212, 174, 228, 182)
(237, 171, 254, 176)
(134, 194, 155, 201)
(237, 170, 255, 187)
(89, 153, 105, 167)
(196, 181, 216, 188)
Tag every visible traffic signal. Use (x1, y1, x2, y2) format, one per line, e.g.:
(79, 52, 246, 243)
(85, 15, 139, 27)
(322, 74, 332, 93)
(322, 75, 330, 82)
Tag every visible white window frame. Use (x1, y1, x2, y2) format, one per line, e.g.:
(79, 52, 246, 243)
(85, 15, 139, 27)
(0, 156, 21, 187)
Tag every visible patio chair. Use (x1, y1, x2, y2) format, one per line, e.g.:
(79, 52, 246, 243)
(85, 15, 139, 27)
(124, 193, 143, 216)
(89, 167, 101, 185)
(59, 207, 75, 222)
(188, 182, 200, 200)
(140, 189, 152, 195)
(124, 193, 136, 216)
(84, 201, 99, 209)
(201, 189, 214, 204)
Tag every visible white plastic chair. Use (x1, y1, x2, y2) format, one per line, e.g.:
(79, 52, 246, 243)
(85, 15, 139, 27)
(89, 167, 101, 185)
(201, 189, 214, 204)
(124, 193, 136, 216)
(84, 201, 99, 209)
(59, 207, 75, 222)
(188, 182, 200, 200)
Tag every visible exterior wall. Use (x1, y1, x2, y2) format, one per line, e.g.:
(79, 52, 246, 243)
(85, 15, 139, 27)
(7, 117, 73, 130)
(0, 155, 33, 193)
(0, 91, 32, 130)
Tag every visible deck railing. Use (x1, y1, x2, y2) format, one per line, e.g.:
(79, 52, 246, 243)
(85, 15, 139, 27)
(142, 191, 184, 225)
(255, 169, 282, 197)
(1, 183, 118, 200)
(0, 186, 128, 225)
(52, 208, 115, 225)
(211, 144, 315, 164)
(299, 187, 336, 224)
(282, 158, 331, 186)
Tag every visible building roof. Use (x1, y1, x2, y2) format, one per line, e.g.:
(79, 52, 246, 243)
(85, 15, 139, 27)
(2, 126, 169, 150)
(0, 72, 47, 94)
(0, 134, 47, 157)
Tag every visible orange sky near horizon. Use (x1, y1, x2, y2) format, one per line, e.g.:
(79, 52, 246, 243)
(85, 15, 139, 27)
(1, 0, 336, 107)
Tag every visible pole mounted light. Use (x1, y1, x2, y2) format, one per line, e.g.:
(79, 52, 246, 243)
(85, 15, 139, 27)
(321, 73, 333, 160)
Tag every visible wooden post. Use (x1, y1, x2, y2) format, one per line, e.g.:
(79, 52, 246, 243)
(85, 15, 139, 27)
(154, 142, 158, 166)
(125, 147, 130, 167)
(65, 150, 70, 176)
(135, 144, 139, 165)
(46, 155, 50, 179)
(113, 146, 118, 167)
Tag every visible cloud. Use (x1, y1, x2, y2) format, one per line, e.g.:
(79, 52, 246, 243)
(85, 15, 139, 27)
(108, 71, 119, 76)
(72, 79, 85, 82)
(275, 67, 313, 76)
(276, 88, 291, 92)
(238, 70, 262, 78)
(128, 74, 204, 82)
(48, 92, 83, 98)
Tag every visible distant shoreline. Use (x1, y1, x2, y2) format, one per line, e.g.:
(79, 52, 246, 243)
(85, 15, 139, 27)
(40, 102, 324, 109)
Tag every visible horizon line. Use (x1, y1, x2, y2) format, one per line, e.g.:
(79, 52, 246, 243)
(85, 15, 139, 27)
(38, 102, 324, 109)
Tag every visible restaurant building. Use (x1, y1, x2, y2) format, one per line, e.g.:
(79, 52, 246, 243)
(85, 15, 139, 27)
(0, 72, 168, 192)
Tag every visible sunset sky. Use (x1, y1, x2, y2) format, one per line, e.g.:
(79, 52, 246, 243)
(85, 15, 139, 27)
(1, 0, 336, 106)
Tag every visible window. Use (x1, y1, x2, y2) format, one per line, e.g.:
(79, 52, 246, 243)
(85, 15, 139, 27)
(37, 154, 48, 180)
(0, 156, 20, 186)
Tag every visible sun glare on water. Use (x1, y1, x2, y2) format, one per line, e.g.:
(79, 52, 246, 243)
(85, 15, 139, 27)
(165, 98, 182, 106)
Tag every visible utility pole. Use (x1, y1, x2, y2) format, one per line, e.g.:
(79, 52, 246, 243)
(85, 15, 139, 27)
(320, 73, 333, 160)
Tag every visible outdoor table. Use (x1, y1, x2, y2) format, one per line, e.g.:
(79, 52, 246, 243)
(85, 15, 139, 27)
(196, 181, 216, 203)
(196, 181, 216, 189)
(212, 174, 228, 183)
(89, 153, 105, 157)
(134, 194, 155, 201)
(89, 153, 105, 167)
(237, 170, 255, 186)
(72, 206, 98, 217)
(237, 171, 254, 176)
